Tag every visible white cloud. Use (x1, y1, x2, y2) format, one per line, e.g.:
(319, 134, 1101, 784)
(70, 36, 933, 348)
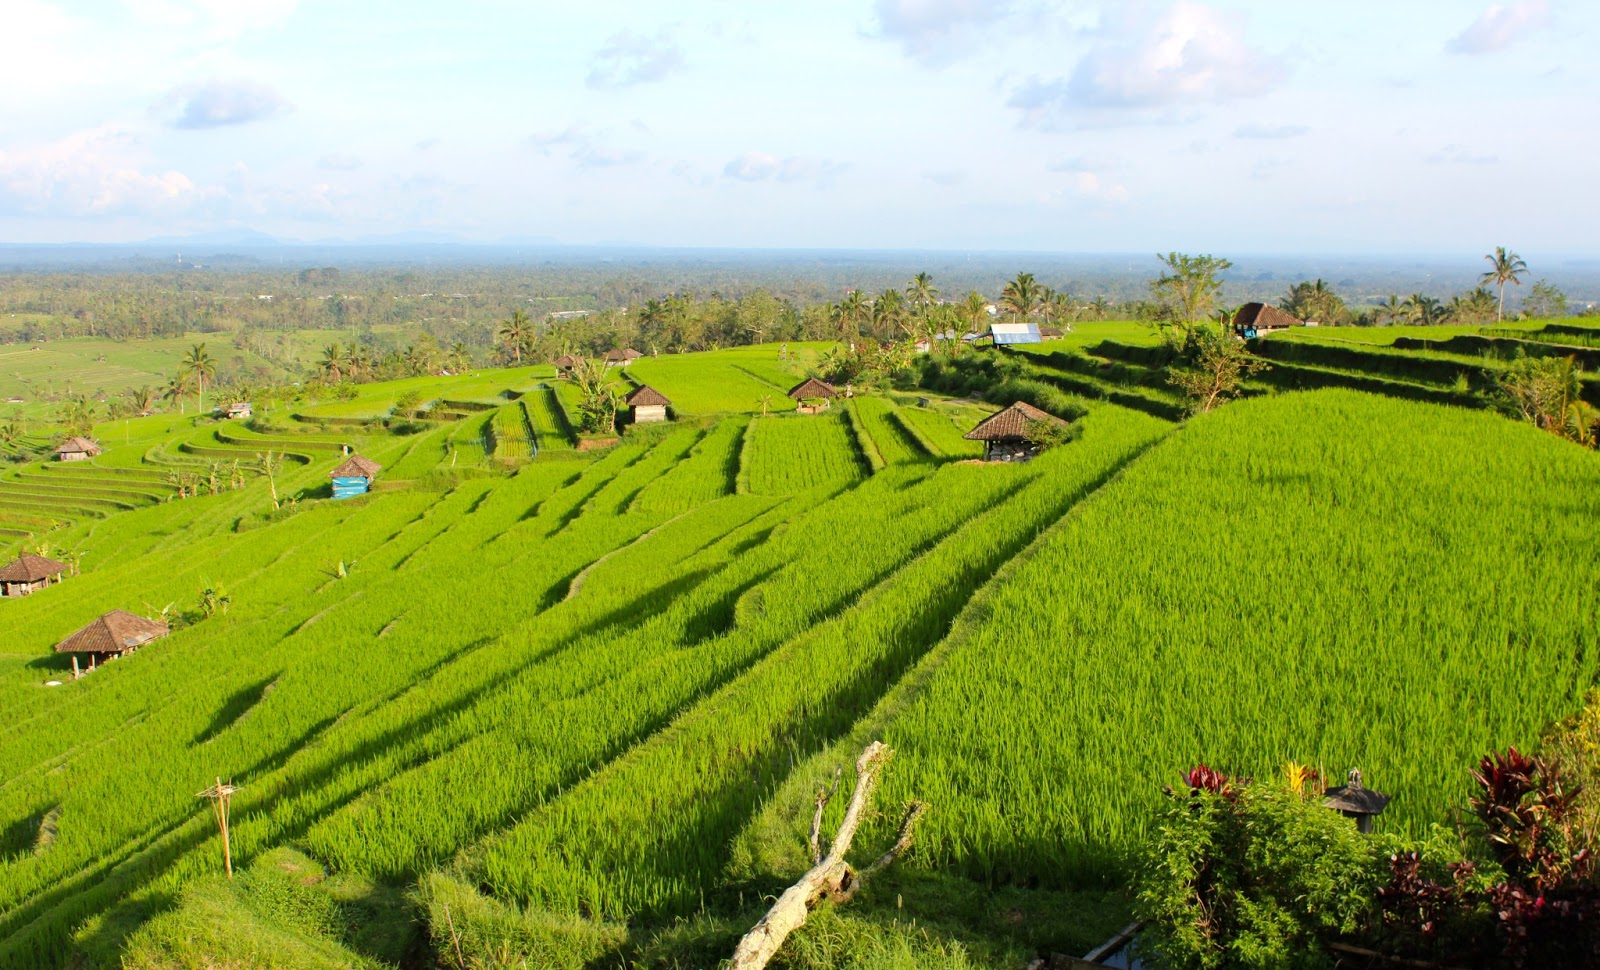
(158, 78, 290, 129)
(870, 0, 1013, 65)
(722, 153, 847, 186)
(0, 127, 203, 217)
(1447, 1, 1550, 54)
(1234, 123, 1309, 139)
(528, 126, 645, 170)
(587, 29, 684, 89)
(1010, 2, 1283, 127)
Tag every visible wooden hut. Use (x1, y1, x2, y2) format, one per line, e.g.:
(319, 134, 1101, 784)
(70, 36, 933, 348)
(225, 402, 253, 420)
(55, 437, 102, 462)
(963, 401, 1071, 462)
(54, 610, 168, 672)
(1039, 325, 1065, 340)
(552, 353, 582, 372)
(602, 348, 643, 367)
(787, 377, 837, 415)
(625, 385, 672, 423)
(330, 455, 382, 499)
(0, 553, 67, 597)
(1232, 303, 1302, 339)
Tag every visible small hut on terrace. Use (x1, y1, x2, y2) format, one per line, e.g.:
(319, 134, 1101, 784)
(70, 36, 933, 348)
(603, 348, 643, 367)
(1232, 303, 1302, 339)
(989, 322, 1041, 346)
(330, 455, 382, 499)
(55, 610, 168, 673)
(787, 377, 837, 415)
(552, 353, 582, 372)
(0, 553, 67, 597)
(1039, 325, 1065, 340)
(55, 437, 102, 462)
(225, 402, 253, 420)
(625, 385, 672, 423)
(964, 401, 1071, 463)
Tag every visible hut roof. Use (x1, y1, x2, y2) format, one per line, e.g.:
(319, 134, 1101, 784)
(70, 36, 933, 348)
(990, 322, 1042, 345)
(1233, 303, 1302, 330)
(54, 610, 169, 655)
(787, 377, 837, 400)
(603, 348, 643, 362)
(625, 385, 671, 407)
(552, 353, 582, 368)
(55, 437, 101, 455)
(1323, 775, 1392, 816)
(963, 401, 1070, 441)
(1039, 325, 1065, 338)
(330, 455, 382, 480)
(0, 553, 67, 583)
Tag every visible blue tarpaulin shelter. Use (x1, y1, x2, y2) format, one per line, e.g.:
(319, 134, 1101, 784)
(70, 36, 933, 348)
(330, 455, 381, 499)
(989, 322, 1041, 345)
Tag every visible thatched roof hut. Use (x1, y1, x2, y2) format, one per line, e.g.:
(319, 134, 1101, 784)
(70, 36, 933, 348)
(787, 377, 837, 414)
(54, 610, 168, 658)
(330, 455, 382, 481)
(0, 553, 67, 597)
(626, 384, 672, 423)
(963, 401, 1071, 462)
(1233, 303, 1301, 336)
(55, 437, 102, 461)
(603, 348, 643, 364)
(552, 353, 582, 370)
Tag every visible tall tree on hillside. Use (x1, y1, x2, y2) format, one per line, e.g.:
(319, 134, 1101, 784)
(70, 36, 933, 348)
(960, 291, 990, 335)
(498, 309, 533, 364)
(1523, 280, 1569, 320)
(162, 372, 194, 415)
(447, 342, 471, 373)
(319, 343, 350, 382)
(833, 289, 871, 345)
(905, 272, 938, 323)
(871, 289, 905, 341)
(180, 343, 216, 414)
(1168, 327, 1265, 413)
(1374, 294, 1405, 326)
(1000, 272, 1043, 321)
(1480, 246, 1529, 323)
(1150, 252, 1233, 324)
(125, 384, 157, 416)
(60, 395, 97, 437)
(1086, 296, 1111, 320)
(1403, 293, 1446, 326)
(1280, 279, 1347, 324)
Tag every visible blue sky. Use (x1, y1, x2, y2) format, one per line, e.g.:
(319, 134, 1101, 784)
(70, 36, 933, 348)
(2, 0, 1595, 253)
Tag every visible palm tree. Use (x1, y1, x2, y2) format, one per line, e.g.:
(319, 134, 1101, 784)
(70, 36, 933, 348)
(1000, 272, 1043, 321)
(905, 272, 938, 321)
(961, 291, 990, 334)
(1480, 246, 1529, 323)
(447, 342, 470, 373)
(1374, 295, 1404, 326)
(125, 384, 157, 415)
(833, 290, 870, 345)
(1403, 293, 1446, 326)
(180, 343, 216, 414)
(320, 343, 349, 382)
(498, 309, 534, 364)
(565, 358, 621, 434)
(871, 289, 905, 341)
(162, 372, 193, 415)
(1087, 296, 1111, 321)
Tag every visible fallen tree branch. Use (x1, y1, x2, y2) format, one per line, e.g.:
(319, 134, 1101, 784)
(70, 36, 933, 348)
(729, 741, 926, 970)
(809, 766, 842, 865)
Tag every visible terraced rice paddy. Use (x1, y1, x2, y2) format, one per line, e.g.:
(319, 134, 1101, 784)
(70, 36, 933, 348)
(1, 340, 1597, 969)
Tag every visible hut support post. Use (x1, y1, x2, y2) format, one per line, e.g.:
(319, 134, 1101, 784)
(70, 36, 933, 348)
(71, 656, 79, 681)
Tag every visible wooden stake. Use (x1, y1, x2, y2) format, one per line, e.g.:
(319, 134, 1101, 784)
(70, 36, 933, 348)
(196, 778, 240, 879)
(71, 656, 80, 681)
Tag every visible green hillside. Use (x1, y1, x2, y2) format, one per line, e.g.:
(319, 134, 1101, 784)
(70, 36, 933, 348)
(0, 342, 1597, 968)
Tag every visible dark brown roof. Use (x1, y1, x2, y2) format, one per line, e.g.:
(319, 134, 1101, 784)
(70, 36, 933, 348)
(330, 455, 382, 479)
(1039, 326, 1064, 338)
(603, 348, 643, 362)
(1323, 784, 1391, 816)
(1233, 303, 1301, 330)
(552, 354, 582, 368)
(626, 385, 671, 407)
(54, 610, 169, 655)
(0, 553, 67, 583)
(963, 401, 1070, 441)
(787, 377, 837, 400)
(55, 437, 101, 455)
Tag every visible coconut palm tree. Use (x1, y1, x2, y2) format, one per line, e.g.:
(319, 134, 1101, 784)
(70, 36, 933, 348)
(498, 309, 534, 364)
(180, 343, 216, 414)
(320, 343, 350, 382)
(1480, 246, 1529, 323)
(1403, 293, 1446, 326)
(905, 272, 938, 321)
(1087, 296, 1111, 320)
(125, 384, 157, 416)
(1000, 272, 1043, 321)
(565, 358, 621, 434)
(1374, 295, 1405, 327)
(871, 289, 905, 341)
(833, 290, 870, 345)
(447, 342, 470, 373)
(162, 372, 193, 415)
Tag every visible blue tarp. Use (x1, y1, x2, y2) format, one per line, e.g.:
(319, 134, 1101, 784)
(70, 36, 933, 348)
(990, 322, 1041, 345)
(331, 476, 370, 500)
